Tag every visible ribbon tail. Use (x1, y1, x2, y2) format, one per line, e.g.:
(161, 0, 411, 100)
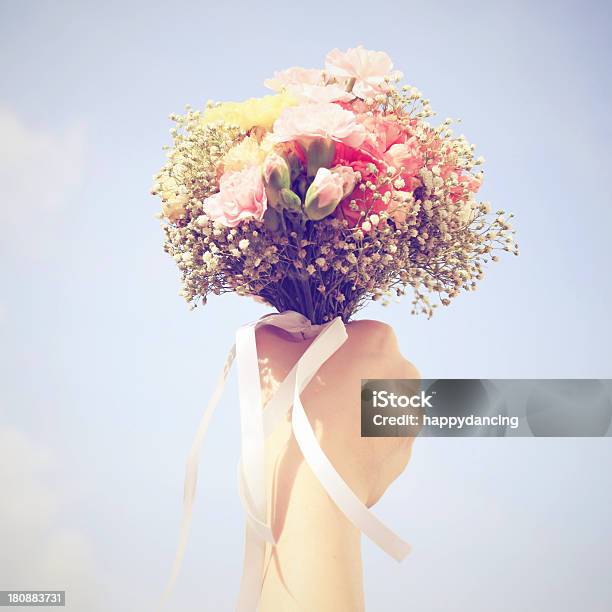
(237, 460, 275, 543)
(234, 323, 270, 612)
(236, 523, 266, 612)
(235, 324, 268, 525)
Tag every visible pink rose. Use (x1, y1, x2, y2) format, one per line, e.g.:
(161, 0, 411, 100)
(325, 46, 402, 97)
(203, 165, 267, 227)
(271, 103, 366, 148)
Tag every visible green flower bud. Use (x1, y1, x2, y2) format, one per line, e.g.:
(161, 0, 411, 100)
(263, 152, 291, 207)
(279, 188, 302, 211)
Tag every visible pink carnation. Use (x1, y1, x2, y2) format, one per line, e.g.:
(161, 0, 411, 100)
(265, 66, 354, 103)
(358, 114, 406, 156)
(270, 103, 366, 148)
(203, 165, 267, 227)
(325, 46, 402, 97)
(385, 143, 421, 174)
(331, 142, 390, 226)
(292, 83, 355, 104)
(264, 67, 323, 91)
(354, 113, 424, 191)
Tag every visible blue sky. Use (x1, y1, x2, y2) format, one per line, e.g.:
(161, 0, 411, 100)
(1, 1, 611, 610)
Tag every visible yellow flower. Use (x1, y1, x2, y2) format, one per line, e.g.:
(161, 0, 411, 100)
(202, 93, 296, 132)
(222, 136, 266, 172)
(259, 132, 277, 154)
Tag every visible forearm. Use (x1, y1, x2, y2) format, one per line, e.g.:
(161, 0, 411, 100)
(259, 462, 365, 612)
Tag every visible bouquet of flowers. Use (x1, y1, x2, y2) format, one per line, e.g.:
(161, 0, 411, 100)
(152, 46, 518, 323)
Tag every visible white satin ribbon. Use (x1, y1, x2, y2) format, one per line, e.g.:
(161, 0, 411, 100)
(158, 310, 410, 612)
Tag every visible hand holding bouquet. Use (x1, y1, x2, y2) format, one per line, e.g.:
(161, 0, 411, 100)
(152, 46, 517, 323)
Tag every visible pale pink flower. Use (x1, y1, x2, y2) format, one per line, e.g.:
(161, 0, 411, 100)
(304, 167, 346, 219)
(203, 165, 267, 227)
(292, 83, 355, 103)
(265, 66, 354, 103)
(358, 113, 405, 156)
(330, 164, 359, 198)
(304, 166, 358, 220)
(325, 46, 402, 97)
(270, 103, 366, 148)
(264, 67, 323, 92)
(384, 141, 423, 177)
(311, 168, 345, 206)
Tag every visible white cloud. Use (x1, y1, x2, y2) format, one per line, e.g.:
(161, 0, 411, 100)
(0, 426, 105, 611)
(0, 107, 86, 257)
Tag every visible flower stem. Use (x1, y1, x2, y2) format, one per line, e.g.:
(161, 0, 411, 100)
(300, 277, 316, 323)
